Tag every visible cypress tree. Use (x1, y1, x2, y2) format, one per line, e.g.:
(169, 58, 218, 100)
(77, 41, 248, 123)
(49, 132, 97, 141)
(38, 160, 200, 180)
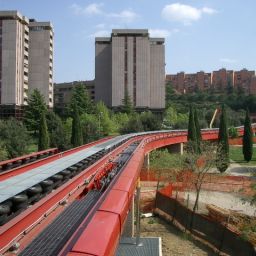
(216, 104, 229, 172)
(194, 108, 202, 152)
(38, 111, 50, 151)
(243, 109, 253, 162)
(71, 103, 83, 147)
(187, 105, 198, 152)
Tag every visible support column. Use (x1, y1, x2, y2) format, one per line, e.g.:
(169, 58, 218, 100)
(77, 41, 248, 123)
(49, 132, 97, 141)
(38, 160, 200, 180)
(143, 153, 150, 171)
(121, 195, 135, 237)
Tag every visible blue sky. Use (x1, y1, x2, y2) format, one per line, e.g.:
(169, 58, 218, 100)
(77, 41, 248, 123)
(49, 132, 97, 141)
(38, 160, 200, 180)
(1, 0, 255, 82)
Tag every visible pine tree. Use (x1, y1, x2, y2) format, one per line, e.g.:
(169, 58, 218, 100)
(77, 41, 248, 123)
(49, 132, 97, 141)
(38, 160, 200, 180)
(216, 104, 229, 172)
(71, 103, 83, 147)
(69, 84, 93, 116)
(24, 89, 47, 134)
(243, 109, 253, 162)
(121, 87, 134, 114)
(38, 111, 50, 151)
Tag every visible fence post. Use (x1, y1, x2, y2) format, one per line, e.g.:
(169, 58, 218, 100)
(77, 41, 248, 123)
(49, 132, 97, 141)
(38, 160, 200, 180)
(136, 179, 143, 247)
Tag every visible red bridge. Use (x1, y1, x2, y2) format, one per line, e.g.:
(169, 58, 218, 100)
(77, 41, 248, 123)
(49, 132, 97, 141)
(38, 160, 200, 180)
(0, 126, 254, 255)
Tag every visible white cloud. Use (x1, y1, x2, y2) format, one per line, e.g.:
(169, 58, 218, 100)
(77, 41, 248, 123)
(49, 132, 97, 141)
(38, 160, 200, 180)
(162, 3, 217, 25)
(201, 7, 217, 15)
(149, 29, 179, 38)
(70, 3, 104, 15)
(85, 3, 104, 15)
(220, 58, 238, 63)
(95, 23, 106, 29)
(89, 30, 110, 38)
(108, 9, 138, 23)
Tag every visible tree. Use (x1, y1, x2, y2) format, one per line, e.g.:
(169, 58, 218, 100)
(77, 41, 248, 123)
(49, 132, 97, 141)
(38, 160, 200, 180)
(80, 113, 99, 143)
(112, 112, 130, 134)
(194, 108, 202, 142)
(187, 105, 198, 152)
(182, 141, 225, 229)
(69, 84, 93, 116)
(71, 102, 83, 147)
(38, 111, 50, 151)
(24, 89, 47, 134)
(243, 109, 253, 162)
(121, 87, 134, 114)
(95, 101, 115, 136)
(120, 114, 143, 134)
(216, 104, 229, 172)
(46, 111, 70, 150)
(140, 111, 161, 131)
(0, 119, 31, 158)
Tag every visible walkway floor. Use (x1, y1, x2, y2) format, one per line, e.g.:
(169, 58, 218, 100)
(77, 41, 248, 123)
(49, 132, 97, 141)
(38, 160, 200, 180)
(116, 237, 161, 256)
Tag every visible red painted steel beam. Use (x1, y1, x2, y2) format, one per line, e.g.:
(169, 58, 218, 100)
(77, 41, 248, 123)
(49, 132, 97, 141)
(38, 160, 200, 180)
(0, 148, 58, 168)
(66, 131, 222, 256)
(0, 137, 112, 182)
(0, 136, 142, 253)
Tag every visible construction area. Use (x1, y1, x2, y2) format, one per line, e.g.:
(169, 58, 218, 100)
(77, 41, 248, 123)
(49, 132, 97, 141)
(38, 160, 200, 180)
(139, 163, 256, 256)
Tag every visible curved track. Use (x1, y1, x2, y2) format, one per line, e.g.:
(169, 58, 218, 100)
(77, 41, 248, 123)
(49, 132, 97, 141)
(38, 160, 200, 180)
(0, 126, 255, 255)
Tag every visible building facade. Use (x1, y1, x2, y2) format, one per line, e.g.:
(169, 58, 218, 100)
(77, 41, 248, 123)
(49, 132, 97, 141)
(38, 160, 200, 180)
(54, 80, 95, 115)
(167, 68, 256, 94)
(29, 20, 54, 107)
(0, 11, 29, 118)
(166, 71, 212, 93)
(95, 29, 165, 112)
(0, 11, 53, 119)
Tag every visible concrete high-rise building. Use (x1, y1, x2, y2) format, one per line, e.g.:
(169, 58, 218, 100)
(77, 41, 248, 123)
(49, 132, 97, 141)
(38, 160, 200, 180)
(95, 29, 165, 112)
(29, 20, 54, 107)
(0, 11, 54, 118)
(0, 11, 29, 118)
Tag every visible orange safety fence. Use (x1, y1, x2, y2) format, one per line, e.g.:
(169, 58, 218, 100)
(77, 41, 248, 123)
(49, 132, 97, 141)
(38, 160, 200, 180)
(141, 169, 255, 197)
(229, 137, 256, 145)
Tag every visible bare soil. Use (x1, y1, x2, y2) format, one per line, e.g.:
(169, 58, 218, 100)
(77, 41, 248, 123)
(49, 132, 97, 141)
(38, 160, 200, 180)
(140, 216, 217, 256)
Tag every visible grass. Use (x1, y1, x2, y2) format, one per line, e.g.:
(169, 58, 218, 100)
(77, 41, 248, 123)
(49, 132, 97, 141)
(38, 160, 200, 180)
(229, 145, 256, 166)
(27, 143, 38, 153)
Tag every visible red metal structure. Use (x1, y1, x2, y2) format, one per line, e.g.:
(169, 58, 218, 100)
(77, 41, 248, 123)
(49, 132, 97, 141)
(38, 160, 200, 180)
(1, 126, 256, 255)
(0, 148, 58, 172)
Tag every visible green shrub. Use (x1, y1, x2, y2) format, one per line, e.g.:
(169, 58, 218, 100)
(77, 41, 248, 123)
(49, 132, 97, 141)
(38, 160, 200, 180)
(229, 126, 239, 138)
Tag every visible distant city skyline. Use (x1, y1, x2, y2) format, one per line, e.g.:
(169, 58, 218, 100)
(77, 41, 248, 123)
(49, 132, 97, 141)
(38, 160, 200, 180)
(1, 0, 255, 83)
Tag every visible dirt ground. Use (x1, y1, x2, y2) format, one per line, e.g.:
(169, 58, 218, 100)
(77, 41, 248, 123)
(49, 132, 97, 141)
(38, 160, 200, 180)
(140, 216, 217, 256)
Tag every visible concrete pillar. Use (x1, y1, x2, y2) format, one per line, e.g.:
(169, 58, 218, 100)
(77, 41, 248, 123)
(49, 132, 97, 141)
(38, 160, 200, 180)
(143, 153, 150, 170)
(122, 195, 135, 237)
(166, 143, 183, 155)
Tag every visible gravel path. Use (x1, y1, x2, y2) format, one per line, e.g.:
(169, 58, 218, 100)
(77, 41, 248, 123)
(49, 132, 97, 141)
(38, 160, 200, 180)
(184, 190, 256, 216)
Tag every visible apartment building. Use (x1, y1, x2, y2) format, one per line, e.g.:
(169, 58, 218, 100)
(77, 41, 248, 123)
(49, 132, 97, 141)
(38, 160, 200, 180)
(29, 20, 54, 107)
(212, 68, 234, 91)
(167, 68, 256, 94)
(95, 29, 165, 112)
(166, 71, 212, 93)
(0, 11, 29, 118)
(0, 11, 54, 119)
(234, 69, 255, 94)
(54, 80, 95, 116)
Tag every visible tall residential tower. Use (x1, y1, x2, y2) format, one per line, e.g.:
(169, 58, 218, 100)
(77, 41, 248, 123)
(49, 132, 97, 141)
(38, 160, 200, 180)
(29, 20, 54, 107)
(0, 11, 54, 118)
(0, 11, 29, 118)
(95, 29, 165, 112)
